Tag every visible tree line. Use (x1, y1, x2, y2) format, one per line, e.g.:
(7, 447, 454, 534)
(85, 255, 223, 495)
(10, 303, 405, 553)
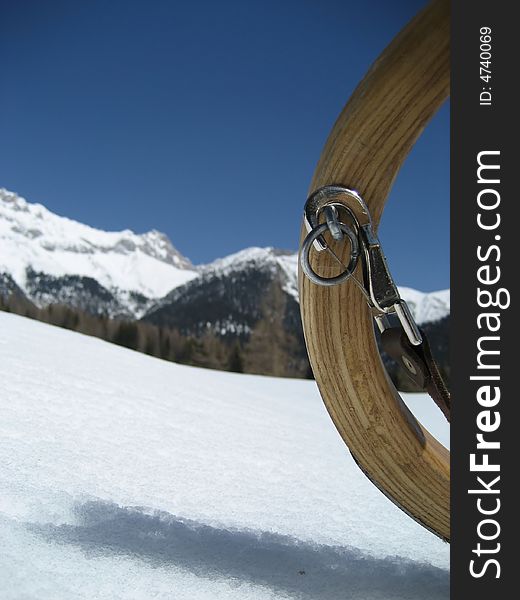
(0, 292, 310, 378)
(0, 291, 448, 390)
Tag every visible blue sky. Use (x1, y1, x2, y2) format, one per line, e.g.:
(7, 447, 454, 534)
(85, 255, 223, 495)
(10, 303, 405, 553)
(1, 0, 448, 291)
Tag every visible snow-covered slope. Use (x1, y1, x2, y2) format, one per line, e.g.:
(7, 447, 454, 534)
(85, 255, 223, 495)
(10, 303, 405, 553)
(0, 312, 449, 599)
(0, 188, 197, 309)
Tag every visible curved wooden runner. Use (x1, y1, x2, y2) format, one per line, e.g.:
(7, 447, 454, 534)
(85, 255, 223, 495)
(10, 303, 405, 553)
(299, 0, 450, 540)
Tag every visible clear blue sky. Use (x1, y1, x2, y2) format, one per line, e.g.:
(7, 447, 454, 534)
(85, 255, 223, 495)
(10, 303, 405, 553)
(1, 0, 448, 291)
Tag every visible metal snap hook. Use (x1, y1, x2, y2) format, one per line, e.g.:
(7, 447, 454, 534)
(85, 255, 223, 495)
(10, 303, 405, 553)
(300, 221, 360, 286)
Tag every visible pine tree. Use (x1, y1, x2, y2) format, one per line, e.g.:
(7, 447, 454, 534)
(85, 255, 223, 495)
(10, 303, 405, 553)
(228, 342, 244, 373)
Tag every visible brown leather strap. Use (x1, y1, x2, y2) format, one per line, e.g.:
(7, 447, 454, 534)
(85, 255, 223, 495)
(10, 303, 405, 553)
(381, 327, 451, 422)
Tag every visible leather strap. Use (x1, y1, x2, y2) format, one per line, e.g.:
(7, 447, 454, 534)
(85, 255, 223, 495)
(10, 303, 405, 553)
(381, 327, 451, 422)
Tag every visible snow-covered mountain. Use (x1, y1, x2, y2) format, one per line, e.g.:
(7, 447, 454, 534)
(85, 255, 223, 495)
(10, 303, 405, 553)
(0, 311, 449, 599)
(398, 287, 450, 326)
(0, 188, 197, 316)
(146, 247, 300, 336)
(1, 187, 449, 323)
(201, 246, 300, 300)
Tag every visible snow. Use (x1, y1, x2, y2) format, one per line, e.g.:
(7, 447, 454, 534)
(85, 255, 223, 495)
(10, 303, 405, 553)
(197, 246, 302, 303)
(200, 246, 293, 278)
(0, 188, 197, 301)
(398, 287, 450, 325)
(0, 312, 449, 599)
(277, 253, 300, 301)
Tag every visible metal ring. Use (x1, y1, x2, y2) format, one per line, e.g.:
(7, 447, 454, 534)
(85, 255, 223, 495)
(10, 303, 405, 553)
(300, 222, 359, 286)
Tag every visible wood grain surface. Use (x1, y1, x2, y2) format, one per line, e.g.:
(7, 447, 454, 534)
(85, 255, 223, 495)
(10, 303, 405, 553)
(298, 0, 450, 540)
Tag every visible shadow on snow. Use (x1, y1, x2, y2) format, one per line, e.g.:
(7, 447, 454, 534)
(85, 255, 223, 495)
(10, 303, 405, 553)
(29, 499, 448, 600)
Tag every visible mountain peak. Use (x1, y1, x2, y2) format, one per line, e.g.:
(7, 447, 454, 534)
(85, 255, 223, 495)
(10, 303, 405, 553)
(0, 188, 29, 211)
(0, 188, 197, 302)
(137, 228, 193, 269)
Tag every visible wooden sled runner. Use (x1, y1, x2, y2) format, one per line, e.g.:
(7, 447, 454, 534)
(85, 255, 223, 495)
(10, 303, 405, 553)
(298, 0, 450, 541)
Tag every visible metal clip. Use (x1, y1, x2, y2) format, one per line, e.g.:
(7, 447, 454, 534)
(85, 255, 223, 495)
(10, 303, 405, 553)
(300, 185, 423, 346)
